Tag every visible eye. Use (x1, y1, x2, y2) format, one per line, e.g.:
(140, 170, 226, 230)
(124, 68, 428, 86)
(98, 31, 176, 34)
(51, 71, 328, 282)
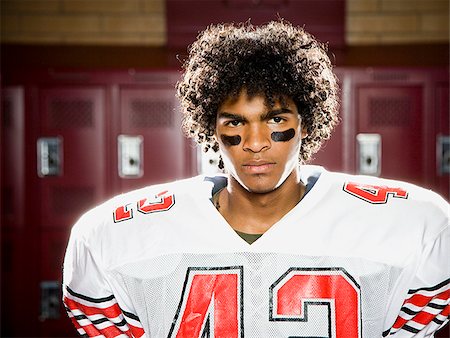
(269, 116, 285, 124)
(226, 120, 243, 127)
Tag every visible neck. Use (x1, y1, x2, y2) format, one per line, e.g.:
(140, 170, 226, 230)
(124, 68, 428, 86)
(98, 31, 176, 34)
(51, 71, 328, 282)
(218, 169, 305, 234)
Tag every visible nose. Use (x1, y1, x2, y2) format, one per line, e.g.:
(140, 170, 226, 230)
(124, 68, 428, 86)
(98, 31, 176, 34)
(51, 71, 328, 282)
(242, 124, 271, 153)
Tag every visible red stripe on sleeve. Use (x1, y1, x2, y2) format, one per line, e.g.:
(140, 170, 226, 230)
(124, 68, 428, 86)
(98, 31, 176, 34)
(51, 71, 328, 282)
(129, 323, 145, 337)
(66, 305, 134, 337)
(68, 314, 87, 332)
(392, 300, 450, 330)
(64, 296, 139, 337)
(98, 324, 131, 337)
(64, 296, 123, 319)
(392, 315, 408, 330)
(81, 321, 128, 337)
(411, 310, 439, 326)
(404, 289, 449, 308)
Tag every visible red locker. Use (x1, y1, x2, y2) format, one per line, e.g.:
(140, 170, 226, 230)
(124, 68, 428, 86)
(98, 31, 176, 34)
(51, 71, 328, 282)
(115, 83, 191, 192)
(342, 68, 448, 199)
(1, 87, 25, 230)
(357, 85, 424, 184)
(0, 86, 40, 336)
(38, 86, 107, 228)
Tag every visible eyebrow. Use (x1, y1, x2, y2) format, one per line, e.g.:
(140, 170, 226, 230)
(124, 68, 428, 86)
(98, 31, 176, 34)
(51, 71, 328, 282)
(217, 111, 246, 120)
(217, 108, 294, 121)
(262, 108, 294, 120)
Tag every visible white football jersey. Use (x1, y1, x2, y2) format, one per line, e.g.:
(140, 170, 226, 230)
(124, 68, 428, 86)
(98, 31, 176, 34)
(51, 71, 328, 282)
(62, 166, 449, 337)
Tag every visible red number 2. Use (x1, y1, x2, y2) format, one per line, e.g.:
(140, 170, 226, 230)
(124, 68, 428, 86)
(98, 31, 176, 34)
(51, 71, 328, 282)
(270, 268, 361, 338)
(344, 182, 408, 204)
(169, 267, 361, 338)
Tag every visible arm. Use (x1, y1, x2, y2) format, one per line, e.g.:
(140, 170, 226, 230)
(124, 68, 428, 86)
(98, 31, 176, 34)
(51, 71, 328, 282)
(62, 217, 146, 337)
(383, 225, 449, 337)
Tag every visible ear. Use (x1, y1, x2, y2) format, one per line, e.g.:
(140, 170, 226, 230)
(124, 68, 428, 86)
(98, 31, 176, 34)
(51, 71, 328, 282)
(301, 126, 308, 139)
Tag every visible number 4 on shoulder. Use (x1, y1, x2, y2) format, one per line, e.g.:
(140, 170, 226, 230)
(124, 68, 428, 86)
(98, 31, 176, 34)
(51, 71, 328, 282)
(343, 182, 408, 204)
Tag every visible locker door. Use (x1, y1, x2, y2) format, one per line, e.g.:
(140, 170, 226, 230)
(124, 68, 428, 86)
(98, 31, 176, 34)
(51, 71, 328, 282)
(1, 87, 25, 230)
(38, 87, 106, 227)
(356, 85, 424, 185)
(37, 86, 106, 337)
(0, 87, 37, 336)
(116, 85, 191, 192)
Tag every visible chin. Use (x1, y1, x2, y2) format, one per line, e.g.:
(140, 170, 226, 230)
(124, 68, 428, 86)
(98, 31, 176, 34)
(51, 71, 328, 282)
(237, 174, 283, 194)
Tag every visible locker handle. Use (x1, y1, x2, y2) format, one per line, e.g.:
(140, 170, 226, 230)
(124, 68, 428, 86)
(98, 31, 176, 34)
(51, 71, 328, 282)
(356, 133, 381, 176)
(437, 135, 450, 174)
(37, 137, 63, 177)
(40, 281, 60, 320)
(118, 135, 144, 178)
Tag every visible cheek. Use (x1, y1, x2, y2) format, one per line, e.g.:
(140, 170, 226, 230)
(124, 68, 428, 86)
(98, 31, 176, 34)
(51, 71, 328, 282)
(271, 128, 296, 142)
(220, 134, 241, 147)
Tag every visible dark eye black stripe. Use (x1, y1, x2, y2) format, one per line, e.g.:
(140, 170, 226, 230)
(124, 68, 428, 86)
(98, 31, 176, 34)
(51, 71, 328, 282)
(271, 129, 295, 142)
(221, 134, 241, 146)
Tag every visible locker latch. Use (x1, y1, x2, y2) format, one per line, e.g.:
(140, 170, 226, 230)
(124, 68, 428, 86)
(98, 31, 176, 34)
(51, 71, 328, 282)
(118, 135, 143, 178)
(437, 135, 450, 174)
(40, 281, 60, 320)
(37, 137, 63, 177)
(357, 133, 381, 176)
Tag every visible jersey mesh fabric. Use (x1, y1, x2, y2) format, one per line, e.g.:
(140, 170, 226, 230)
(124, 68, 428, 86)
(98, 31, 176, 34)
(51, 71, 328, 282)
(111, 251, 402, 337)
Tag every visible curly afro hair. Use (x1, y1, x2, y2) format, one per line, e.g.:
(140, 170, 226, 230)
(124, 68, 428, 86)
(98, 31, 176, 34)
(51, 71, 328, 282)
(176, 20, 339, 164)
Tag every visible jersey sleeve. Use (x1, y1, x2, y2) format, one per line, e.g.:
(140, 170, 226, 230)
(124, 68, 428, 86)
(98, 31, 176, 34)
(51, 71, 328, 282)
(383, 223, 450, 337)
(62, 214, 147, 337)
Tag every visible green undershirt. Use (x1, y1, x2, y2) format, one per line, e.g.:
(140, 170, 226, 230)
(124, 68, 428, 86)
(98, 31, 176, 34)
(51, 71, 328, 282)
(234, 230, 263, 244)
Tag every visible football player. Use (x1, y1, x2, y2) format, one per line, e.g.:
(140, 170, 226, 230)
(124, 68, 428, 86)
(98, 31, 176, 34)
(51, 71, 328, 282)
(63, 21, 449, 337)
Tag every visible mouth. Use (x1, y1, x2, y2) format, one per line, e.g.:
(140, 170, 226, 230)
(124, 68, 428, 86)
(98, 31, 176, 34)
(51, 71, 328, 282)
(242, 161, 276, 174)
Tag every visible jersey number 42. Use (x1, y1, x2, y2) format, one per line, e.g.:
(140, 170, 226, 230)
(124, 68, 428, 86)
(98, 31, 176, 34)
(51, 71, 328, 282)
(168, 266, 361, 338)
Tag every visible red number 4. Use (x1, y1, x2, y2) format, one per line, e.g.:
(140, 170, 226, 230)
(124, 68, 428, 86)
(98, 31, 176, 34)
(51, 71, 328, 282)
(344, 182, 408, 204)
(113, 190, 175, 223)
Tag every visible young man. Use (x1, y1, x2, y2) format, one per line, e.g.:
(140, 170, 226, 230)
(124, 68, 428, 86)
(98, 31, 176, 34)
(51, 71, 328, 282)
(63, 21, 449, 337)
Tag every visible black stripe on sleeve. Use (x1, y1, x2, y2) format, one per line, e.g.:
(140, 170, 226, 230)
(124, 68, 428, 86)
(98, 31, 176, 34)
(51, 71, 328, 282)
(122, 309, 140, 321)
(432, 317, 446, 326)
(72, 313, 128, 327)
(73, 314, 108, 324)
(66, 285, 115, 303)
(407, 278, 450, 294)
(402, 324, 420, 334)
(428, 302, 447, 310)
(66, 286, 142, 326)
(401, 307, 417, 316)
(400, 301, 447, 316)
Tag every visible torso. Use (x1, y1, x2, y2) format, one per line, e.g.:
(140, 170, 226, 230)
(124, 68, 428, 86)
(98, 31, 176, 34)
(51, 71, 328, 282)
(73, 166, 449, 337)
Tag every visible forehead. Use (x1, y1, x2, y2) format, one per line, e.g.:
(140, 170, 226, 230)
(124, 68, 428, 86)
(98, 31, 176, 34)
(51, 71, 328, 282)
(218, 90, 296, 114)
